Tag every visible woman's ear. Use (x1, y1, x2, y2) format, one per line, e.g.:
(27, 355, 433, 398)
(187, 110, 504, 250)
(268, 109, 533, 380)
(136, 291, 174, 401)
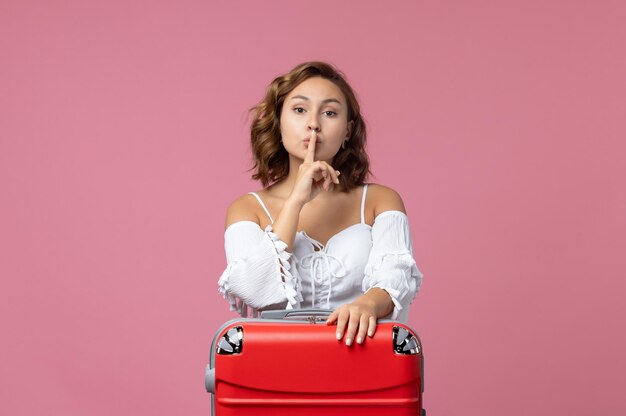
(346, 120, 354, 139)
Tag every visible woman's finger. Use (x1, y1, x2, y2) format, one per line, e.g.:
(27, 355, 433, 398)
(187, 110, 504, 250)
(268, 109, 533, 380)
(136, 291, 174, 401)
(368, 316, 377, 337)
(323, 169, 331, 190)
(356, 314, 370, 344)
(318, 161, 340, 185)
(304, 130, 317, 163)
(309, 161, 326, 182)
(309, 162, 333, 191)
(327, 309, 339, 324)
(335, 308, 350, 341)
(344, 311, 360, 346)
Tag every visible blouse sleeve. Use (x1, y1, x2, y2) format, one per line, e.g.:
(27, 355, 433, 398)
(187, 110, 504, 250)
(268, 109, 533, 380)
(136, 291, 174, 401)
(217, 221, 302, 317)
(362, 211, 423, 322)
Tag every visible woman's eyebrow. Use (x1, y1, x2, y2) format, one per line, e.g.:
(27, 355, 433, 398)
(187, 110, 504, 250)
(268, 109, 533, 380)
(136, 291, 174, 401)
(290, 95, 343, 105)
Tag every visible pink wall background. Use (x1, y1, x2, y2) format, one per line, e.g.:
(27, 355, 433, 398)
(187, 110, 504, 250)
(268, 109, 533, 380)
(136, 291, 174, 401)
(1, 1, 625, 414)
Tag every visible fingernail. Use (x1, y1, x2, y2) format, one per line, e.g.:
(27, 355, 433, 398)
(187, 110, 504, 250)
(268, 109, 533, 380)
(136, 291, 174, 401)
(368, 330, 374, 337)
(336, 171, 341, 176)
(357, 336, 363, 344)
(336, 332, 342, 340)
(346, 338, 352, 346)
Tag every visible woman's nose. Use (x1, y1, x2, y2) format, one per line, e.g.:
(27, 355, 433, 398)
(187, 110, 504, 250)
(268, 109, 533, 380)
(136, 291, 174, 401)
(307, 114, 320, 132)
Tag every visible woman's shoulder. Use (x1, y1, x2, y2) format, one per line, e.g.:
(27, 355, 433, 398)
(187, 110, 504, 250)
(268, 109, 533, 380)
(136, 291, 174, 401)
(225, 192, 262, 229)
(365, 183, 407, 217)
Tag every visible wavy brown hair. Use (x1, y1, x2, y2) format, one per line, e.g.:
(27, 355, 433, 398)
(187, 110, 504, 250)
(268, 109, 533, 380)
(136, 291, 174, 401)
(249, 61, 370, 191)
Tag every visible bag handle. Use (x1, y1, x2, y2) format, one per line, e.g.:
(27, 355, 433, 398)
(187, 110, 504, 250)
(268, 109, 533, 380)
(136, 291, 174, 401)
(260, 309, 334, 321)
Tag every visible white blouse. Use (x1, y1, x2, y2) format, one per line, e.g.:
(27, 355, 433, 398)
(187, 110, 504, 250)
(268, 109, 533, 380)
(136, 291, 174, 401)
(217, 185, 423, 323)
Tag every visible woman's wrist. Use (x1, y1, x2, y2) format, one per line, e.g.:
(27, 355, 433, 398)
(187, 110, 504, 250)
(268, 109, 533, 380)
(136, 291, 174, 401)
(361, 288, 394, 318)
(271, 196, 304, 249)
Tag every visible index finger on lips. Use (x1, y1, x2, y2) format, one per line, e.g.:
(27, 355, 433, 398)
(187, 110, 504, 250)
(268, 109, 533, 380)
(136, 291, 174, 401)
(304, 130, 317, 163)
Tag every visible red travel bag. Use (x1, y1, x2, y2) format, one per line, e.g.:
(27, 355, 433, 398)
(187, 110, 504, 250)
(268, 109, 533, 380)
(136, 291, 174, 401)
(205, 309, 425, 415)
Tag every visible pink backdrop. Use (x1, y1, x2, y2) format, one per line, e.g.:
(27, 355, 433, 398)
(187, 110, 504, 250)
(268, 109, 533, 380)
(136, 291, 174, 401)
(1, 1, 625, 414)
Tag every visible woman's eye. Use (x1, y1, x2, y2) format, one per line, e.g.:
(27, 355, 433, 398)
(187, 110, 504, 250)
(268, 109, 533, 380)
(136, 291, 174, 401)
(294, 107, 305, 113)
(324, 111, 337, 117)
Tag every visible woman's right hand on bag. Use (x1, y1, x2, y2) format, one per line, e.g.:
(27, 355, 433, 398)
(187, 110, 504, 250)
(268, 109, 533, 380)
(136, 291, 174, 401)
(287, 130, 341, 206)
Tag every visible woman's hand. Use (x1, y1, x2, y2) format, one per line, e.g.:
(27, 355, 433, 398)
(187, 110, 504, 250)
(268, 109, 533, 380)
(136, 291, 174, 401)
(326, 288, 394, 346)
(327, 299, 378, 346)
(287, 131, 340, 206)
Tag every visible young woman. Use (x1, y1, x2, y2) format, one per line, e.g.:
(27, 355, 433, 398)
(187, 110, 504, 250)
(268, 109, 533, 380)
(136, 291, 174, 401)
(218, 61, 423, 346)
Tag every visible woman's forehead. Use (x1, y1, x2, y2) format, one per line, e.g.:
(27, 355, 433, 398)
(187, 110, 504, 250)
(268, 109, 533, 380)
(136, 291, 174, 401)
(287, 77, 346, 103)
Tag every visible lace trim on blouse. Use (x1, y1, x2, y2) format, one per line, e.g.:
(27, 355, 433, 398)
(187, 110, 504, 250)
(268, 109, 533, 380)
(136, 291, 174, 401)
(217, 223, 303, 317)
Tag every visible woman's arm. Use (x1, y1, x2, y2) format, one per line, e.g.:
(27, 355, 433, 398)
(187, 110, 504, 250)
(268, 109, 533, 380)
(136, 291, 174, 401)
(271, 130, 340, 249)
(220, 196, 301, 316)
(271, 197, 304, 249)
(220, 131, 340, 314)
(327, 184, 410, 345)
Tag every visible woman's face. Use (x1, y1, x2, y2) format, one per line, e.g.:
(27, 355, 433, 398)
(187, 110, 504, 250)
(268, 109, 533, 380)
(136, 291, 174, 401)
(280, 76, 351, 163)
